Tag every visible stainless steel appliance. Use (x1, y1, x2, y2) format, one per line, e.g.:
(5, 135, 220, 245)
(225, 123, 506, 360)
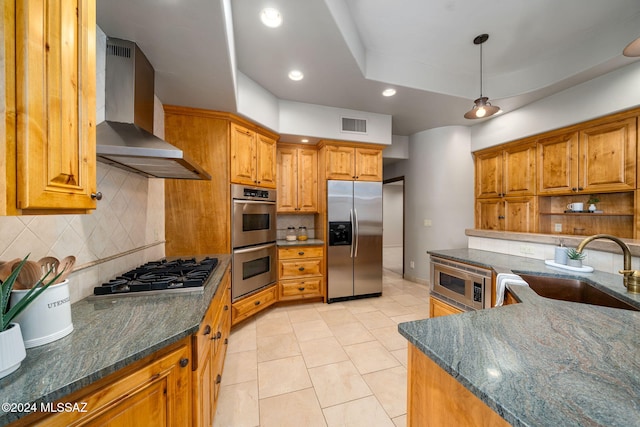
(92, 257, 219, 297)
(231, 184, 277, 301)
(430, 256, 492, 311)
(327, 180, 382, 302)
(96, 38, 211, 180)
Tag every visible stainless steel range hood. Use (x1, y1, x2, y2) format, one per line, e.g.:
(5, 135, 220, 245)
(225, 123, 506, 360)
(96, 38, 211, 180)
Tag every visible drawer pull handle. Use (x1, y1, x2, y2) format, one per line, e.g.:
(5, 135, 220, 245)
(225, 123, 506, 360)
(179, 358, 189, 368)
(298, 267, 305, 271)
(255, 300, 261, 306)
(298, 251, 305, 255)
(216, 374, 222, 384)
(298, 287, 305, 291)
(216, 331, 222, 339)
(224, 338, 228, 345)
(203, 325, 211, 335)
(224, 305, 229, 311)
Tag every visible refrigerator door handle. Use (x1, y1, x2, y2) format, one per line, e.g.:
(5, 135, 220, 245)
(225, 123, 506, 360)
(354, 208, 359, 258)
(349, 209, 355, 258)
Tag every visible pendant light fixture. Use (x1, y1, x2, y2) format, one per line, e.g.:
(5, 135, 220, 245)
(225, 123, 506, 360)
(464, 34, 500, 120)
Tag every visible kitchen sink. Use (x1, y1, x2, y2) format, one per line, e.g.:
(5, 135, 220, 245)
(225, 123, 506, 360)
(517, 274, 639, 311)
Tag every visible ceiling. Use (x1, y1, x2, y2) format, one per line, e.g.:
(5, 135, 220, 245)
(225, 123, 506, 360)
(97, 0, 640, 137)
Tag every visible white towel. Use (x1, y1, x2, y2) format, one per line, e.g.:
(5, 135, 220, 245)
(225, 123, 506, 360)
(495, 273, 529, 306)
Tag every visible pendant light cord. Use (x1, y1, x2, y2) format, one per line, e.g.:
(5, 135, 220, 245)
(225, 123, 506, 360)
(479, 42, 483, 98)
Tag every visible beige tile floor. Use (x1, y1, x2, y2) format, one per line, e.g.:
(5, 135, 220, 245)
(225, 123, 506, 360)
(214, 270, 430, 427)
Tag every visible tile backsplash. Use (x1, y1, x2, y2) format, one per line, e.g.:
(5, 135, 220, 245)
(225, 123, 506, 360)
(276, 214, 316, 240)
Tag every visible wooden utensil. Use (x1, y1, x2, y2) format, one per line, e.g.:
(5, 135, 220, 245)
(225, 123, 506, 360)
(38, 256, 59, 280)
(0, 259, 20, 283)
(56, 256, 76, 284)
(11, 260, 43, 289)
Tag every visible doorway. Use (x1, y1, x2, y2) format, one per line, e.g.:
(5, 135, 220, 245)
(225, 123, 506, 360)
(383, 177, 404, 276)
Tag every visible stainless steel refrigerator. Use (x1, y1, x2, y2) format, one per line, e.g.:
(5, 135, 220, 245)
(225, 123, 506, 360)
(327, 180, 382, 302)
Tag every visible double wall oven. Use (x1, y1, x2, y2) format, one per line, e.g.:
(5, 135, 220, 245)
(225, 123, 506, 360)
(231, 184, 277, 302)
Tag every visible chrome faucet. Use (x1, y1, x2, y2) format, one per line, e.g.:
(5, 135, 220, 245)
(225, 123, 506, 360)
(576, 234, 640, 294)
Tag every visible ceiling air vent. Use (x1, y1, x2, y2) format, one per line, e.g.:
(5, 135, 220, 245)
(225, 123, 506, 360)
(341, 117, 367, 134)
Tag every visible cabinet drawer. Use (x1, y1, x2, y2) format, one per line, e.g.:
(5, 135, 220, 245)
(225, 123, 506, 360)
(279, 278, 322, 300)
(232, 285, 277, 326)
(279, 258, 322, 278)
(278, 246, 323, 260)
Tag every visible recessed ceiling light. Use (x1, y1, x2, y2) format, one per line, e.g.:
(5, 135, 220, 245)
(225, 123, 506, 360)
(260, 8, 282, 28)
(301, 139, 309, 143)
(382, 88, 396, 97)
(288, 70, 304, 81)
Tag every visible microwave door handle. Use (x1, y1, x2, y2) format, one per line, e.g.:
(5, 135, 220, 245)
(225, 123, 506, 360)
(349, 209, 355, 258)
(353, 208, 359, 258)
(233, 242, 276, 254)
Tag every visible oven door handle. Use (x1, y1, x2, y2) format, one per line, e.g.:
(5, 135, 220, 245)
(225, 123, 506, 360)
(233, 242, 277, 254)
(233, 200, 276, 205)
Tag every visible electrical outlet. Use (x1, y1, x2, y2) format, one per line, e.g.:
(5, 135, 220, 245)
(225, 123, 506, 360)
(519, 245, 534, 255)
(410, 261, 415, 268)
(554, 223, 562, 232)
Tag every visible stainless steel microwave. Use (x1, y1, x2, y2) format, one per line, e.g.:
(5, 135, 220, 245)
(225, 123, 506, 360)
(430, 257, 492, 311)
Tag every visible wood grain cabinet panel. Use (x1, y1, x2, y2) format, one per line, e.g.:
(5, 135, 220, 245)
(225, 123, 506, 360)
(231, 284, 277, 326)
(277, 145, 318, 213)
(2, 0, 97, 214)
(429, 297, 464, 317)
(537, 131, 579, 195)
(230, 122, 277, 188)
(277, 246, 324, 302)
(476, 142, 535, 199)
(321, 142, 383, 181)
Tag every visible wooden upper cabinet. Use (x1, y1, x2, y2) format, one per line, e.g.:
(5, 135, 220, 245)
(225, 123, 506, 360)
(475, 197, 537, 233)
(475, 142, 535, 199)
(276, 145, 318, 213)
(7, 0, 97, 213)
(538, 116, 636, 195)
(323, 143, 383, 181)
(579, 117, 636, 192)
(230, 123, 277, 188)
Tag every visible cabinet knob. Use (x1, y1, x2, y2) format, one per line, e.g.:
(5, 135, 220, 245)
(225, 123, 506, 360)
(298, 287, 305, 291)
(572, 187, 577, 192)
(578, 187, 584, 191)
(498, 215, 505, 219)
(215, 374, 222, 384)
(91, 192, 102, 200)
(254, 300, 261, 306)
(224, 305, 229, 311)
(298, 251, 305, 255)
(224, 338, 228, 345)
(298, 267, 305, 271)
(203, 325, 211, 335)
(179, 358, 189, 368)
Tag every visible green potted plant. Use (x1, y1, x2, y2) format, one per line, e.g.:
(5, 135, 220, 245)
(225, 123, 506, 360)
(0, 256, 60, 379)
(587, 196, 600, 212)
(566, 248, 586, 268)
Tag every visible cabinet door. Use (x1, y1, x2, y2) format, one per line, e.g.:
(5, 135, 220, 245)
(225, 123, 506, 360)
(325, 145, 355, 180)
(537, 132, 579, 195)
(354, 148, 382, 181)
(475, 198, 504, 230)
(475, 150, 503, 198)
(256, 133, 277, 188)
(297, 148, 318, 212)
(503, 197, 537, 233)
(15, 0, 97, 211)
(503, 142, 536, 196)
(277, 147, 298, 212)
(230, 123, 256, 185)
(429, 297, 463, 317)
(193, 343, 214, 427)
(580, 117, 636, 192)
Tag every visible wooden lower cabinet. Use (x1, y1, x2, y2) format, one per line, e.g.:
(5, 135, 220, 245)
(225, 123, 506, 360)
(278, 246, 324, 302)
(429, 296, 464, 317)
(11, 339, 192, 427)
(407, 343, 509, 427)
(192, 267, 231, 427)
(504, 289, 519, 305)
(231, 284, 278, 326)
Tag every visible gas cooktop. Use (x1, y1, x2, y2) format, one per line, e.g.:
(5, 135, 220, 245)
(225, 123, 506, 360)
(93, 257, 218, 297)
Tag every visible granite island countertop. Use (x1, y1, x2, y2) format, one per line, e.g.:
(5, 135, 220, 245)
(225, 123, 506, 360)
(0, 255, 231, 425)
(398, 249, 640, 427)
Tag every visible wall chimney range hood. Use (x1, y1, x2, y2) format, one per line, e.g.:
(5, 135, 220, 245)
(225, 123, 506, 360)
(96, 38, 211, 180)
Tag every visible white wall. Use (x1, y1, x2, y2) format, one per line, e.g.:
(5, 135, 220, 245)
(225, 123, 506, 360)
(236, 71, 280, 132)
(471, 60, 640, 151)
(384, 126, 474, 283)
(383, 135, 409, 159)
(383, 183, 403, 247)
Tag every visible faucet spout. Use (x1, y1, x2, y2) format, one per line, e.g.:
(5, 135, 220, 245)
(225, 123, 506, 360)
(576, 234, 639, 293)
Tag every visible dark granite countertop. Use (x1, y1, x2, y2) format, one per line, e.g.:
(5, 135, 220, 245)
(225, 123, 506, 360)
(0, 255, 230, 425)
(276, 239, 324, 247)
(399, 249, 640, 427)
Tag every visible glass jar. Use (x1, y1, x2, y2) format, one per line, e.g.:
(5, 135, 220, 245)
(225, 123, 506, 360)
(297, 226, 308, 241)
(286, 226, 297, 241)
